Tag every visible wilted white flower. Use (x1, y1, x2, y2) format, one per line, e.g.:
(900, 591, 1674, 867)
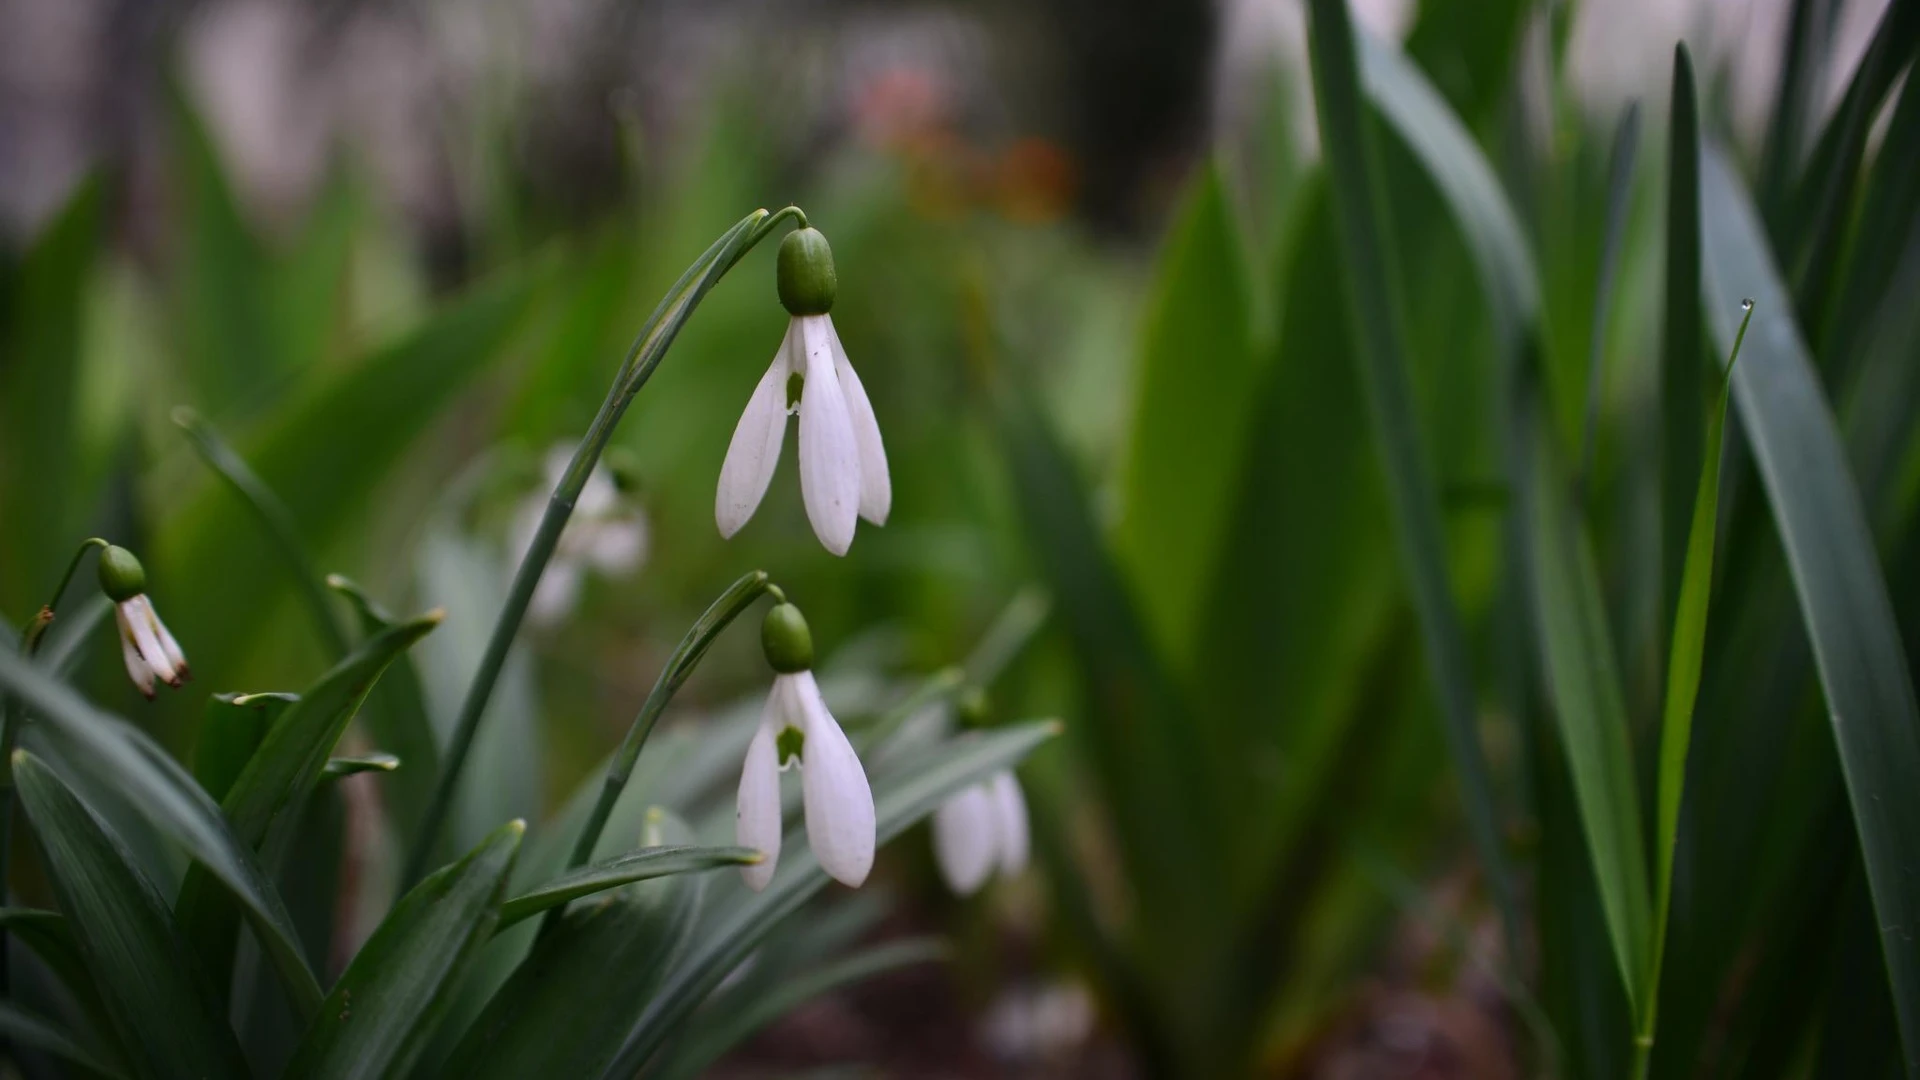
(716, 226, 889, 556)
(932, 770, 1029, 896)
(736, 602, 876, 890)
(512, 444, 649, 626)
(98, 545, 189, 699)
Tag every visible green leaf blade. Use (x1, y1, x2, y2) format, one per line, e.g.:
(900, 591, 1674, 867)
(496, 845, 761, 929)
(1700, 143, 1920, 1070)
(14, 752, 248, 1080)
(283, 818, 524, 1079)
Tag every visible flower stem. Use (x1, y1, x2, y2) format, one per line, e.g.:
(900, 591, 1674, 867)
(402, 207, 808, 887)
(537, 571, 774, 940)
(1, 535, 110, 1002)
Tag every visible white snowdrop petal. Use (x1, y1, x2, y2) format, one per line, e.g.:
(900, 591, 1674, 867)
(988, 771, 1030, 877)
(795, 316, 862, 556)
(736, 713, 784, 892)
(933, 784, 998, 896)
(527, 560, 583, 627)
(575, 460, 619, 518)
(116, 609, 154, 699)
(792, 671, 875, 886)
(716, 323, 796, 539)
(126, 597, 178, 686)
(147, 601, 189, 676)
(828, 320, 891, 526)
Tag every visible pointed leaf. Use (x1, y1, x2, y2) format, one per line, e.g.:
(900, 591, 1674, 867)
(327, 574, 439, 834)
(14, 752, 248, 1079)
(322, 752, 401, 779)
(0, 650, 322, 1014)
(496, 845, 761, 930)
(282, 818, 523, 1078)
(1700, 144, 1920, 1071)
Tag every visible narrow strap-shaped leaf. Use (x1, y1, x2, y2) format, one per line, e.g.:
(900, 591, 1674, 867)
(1700, 143, 1920, 1071)
(13, 752, 248, 1079)
(193, 692, 296, 802)
(1579, 100, 1641, 494)
(1305, 0, 1518, 946)
(1518, 398, 1654, 1016)
(0, 1002, 128, 1080)
(601, 721, 1058, 1078)
(1639, 301, 1754, 1075)
(497, 845, 760, 930)
(440, 871, 701, 1078)
(654, 937, 948, 1080)
(282, 818, 523, 1078)
(1660, 44, 1705, 674)
(1784, 0, 1919, 346)
(0, 650, 322, 1014)
(175, 610, 440, 989)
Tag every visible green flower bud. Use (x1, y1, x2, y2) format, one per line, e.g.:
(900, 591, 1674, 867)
(955, 685, 991, 729)
(776, 228, 837, 316)
(97, 545, 147, 603)
(761, 602, 815, 673)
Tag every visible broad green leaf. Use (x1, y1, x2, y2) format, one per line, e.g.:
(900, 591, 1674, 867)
(495, 845, 761, 930)
(327, 574, 439, 835)
(1822, 66, 1920, 384)
(0, 1002, 128, 1080)
(1305, 0, 1517, 946)
(1520, 399, 1653, 1015)
(282, 818, 523, 1079)
(993, 383, 1226, 938)
(0, 650, 322, 1014)
(193, 692, 295, 802)
(654, 937, 947, 1080)
(440, 867, 700, 1078)
(1660, 44, 1705, 673)
(14, 752, 247, 1079)
(601, 721, 1058, 1077)
(175, 611, 440, 985)
(1755, 0, 1835, 219)
(1700, 144, 1920, 1070)
(1114, 167, 1259, 662)
(1641, 302, 1753, 1068)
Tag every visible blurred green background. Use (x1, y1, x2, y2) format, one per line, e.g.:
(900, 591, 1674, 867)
(4, 0, 1918, 1074)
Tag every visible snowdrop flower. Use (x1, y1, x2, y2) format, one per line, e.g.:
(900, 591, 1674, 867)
(511, 445, 649, 626)
(98, 545, 189, 699)
(736, 601, 876, 890)
(716, 226, 890, 556)
(933, 770, 1030, 896)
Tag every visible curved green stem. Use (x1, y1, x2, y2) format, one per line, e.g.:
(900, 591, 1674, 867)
(403, 207, 807, 886)
(537, 571, 775, 940)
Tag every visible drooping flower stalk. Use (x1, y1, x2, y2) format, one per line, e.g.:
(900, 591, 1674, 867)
(536, 570, 777, 941)
(403, 206, 810, 887)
